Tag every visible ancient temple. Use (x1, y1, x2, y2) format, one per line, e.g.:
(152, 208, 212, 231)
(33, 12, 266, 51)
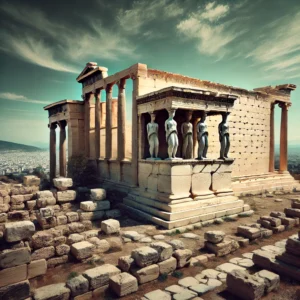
(44, 62, 299, 228)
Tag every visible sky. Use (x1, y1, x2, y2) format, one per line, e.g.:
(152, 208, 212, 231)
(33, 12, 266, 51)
(0, 0, 300, 148)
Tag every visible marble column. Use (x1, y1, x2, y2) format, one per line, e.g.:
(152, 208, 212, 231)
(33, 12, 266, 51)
(84, 93, 93, 158)
(95, 89, 101, 159)
(279, 102, 289, 173)
(269, 103, 275, 172)
(117, 79, 126, 161)
(59, 120, 67, 177)
(105, 84, 113, 160)
(49, 123, 57, 182)
(132, 77, 138, 186)
(193, 117, 200, 158)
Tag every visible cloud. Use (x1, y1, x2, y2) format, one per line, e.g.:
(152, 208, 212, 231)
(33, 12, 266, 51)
(118, 0, 184, 35)
(0, 92, 48, 104)
(177, 2, 246, 57)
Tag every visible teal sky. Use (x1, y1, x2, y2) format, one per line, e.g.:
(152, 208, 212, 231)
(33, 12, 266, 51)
(0, 0, 300, 148)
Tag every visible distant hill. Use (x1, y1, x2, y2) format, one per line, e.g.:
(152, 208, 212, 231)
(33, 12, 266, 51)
(0, 140, 41, 152)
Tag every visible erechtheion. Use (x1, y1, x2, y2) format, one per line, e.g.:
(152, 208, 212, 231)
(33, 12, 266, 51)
(44, 62, 299, 228)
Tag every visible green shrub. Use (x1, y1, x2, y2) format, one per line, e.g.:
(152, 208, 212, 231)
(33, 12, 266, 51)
(172, 270, 183, 278)
(67, 271, 79, 280)
(158, 273, 168, 282)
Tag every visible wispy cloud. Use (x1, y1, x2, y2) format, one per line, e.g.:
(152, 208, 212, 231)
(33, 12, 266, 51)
(0, 92, 48, 104)
(176, 2, 246, 57)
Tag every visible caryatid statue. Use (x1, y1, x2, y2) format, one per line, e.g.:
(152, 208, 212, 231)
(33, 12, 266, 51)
(165, 109, 179, 159)
(181, 110, 193, 159)
(219, 112, 230, 159)
(146, 113, 159, 159)
(197, 112, 208, 160)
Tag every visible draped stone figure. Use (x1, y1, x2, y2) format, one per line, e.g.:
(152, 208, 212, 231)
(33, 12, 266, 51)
(147, 113, 159, 159)
(181, 111, 193, 159)
(219, 112, 230, 159)
(197, 112, 208, 160)
(165, 109, 179, 159)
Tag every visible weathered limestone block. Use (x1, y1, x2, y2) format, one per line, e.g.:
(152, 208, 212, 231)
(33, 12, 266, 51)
(106, 236, 123, 252)
(0, 264, 27, 288)
(237, 226, 261, 240)
(37, 215, 57, 230)
(57, 215, 68, 225)
(101, 219, 120, 235)
(0, 280, 30, 300)
(204, 231, 225, 244)
(132, 246, 159, 267)
(66, 274, 89, 297)
(286, 237, 300, 256)
(131, 264, 159, 284)
(8, 210, 30, 221)
(10, 203, 25, 210)
(33, 283, 71, 300)
(158, 257, 177, 274)
(0, 213, 7, 223)
(150, 242, 173, 262)
(173, 249, 192, 268)
(56, 244, 70, 256)
(79, 210, 105, 221)
(11, 194, 33, 205)
(31, 246, 55, 260)
(57, 190, 77, 203)
(83, 264, 121, 289)
(0, 247, 31, 269)
(90, 188, 106, 201)
(252, 250, 276, 270)
(36, 191, 56, 208)
(270, 211, 286, 218)
(23, 175, 40, 186)
(5, 220, 35, 242)
(53, 236, 66, 247)
(71, 241, 95, 260)
(255, 270, 279, 293)
(118, 256, 135, 272)
(28, 259, 47, 279)
(68, 222, 85, 233)
(32, 231, 53, 249)
(168, 239, 185, 250)
(11, 185, 32, 195)
(122, 231, 143, 241)
(66, 212, 79, 222)
(205, 240, 235, 257)
(0, 203, 10, 213)
(82, 230, 99, 240)
(260, 216, 281, 227)
(53, 177, 73, 191)
(47, 255, 68, 268)
(227, 270, 265, 300)
(88, 237, 110, 252)
(80, 200, 110, 212)
(285, 208, 300, 218)
(67, 233, 84, 245)
(144, 289, 172, 300)
(109, 272, 138, 297)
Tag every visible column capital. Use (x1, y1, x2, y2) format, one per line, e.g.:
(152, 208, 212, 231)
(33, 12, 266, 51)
(105, 84, 113, 93)
(278, 102, 292, 110)
(58, 120, 67, 129)
(117, 78, 126, 89)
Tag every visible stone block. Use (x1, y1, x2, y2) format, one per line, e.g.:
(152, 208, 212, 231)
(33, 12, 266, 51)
(131, 264, 159, 284)
(168, 239, 185, 250)
(204, 231, 225, 244)
(81, 230, 99, 240)
(11, 186, 32, 195)
(178, 276, 199, 288)
(10, 203, 25, 210)
(82, 220, 93, 230)
(53, 236, 66, 247)
(88, 237, 110, 252)
(0, 264, 27, 288)
(68, 222, 85, 233)
(260, 216, 281, 227)
(47, 255, 68, 268)
(0, 280, 30, 300)
(0, 203, 10, 213)
(26, 200, 37, 210)
(106, 236, 123, 252)
(32, 231, 53, 249)
(132, 246, 159, 267)
(23, 175, 40, 186)
(66, 274, 89, 297)
(150, 242, 173, 262)
(53, 177, 73, 191)
(4, 220, 35, 242)
(33, 283, 70, 300)
(255, 270, 279, 293)
(83, 264, 121, 289)
(74, 291, 92, 300)
(173, 249, 192, 268)
(8, 210, 29, 221)
(118, 256, 135, 272)
(66, 212, 79, 222)
(80, 200, 110, 212)
(216, 262, 246, 274)
(286, 237, 300, 256)
(57, 215, 68, 225)
(56, 244, 70, 256)
(67, 233, 84, 245)
(227, 270, 265, 300)
(36, 191, 56, 208)
(57, 190, 77, 203)
(144, 289, 172, 300)
(79, 210, 105, 221)
(270, 211, 286, 218)
(109, 272, 138, 297)
(37, 215, 57, 229)
(101, 219, 120, 234)
(39, 207, 55, 218)
(31, 246, 55, 260)
(105, 209, 122, 219)
(205, 240, 233, 257)
(71, 241, 95, 260)
(237, 226, 261, 240)
(158, 257, 177, 274)
(0, 247, 31, 269)
(285, 208, 300, 218)
(0, 213, 7, 223)
(28, 259, 47, 279)
(90, 188, 106, 201)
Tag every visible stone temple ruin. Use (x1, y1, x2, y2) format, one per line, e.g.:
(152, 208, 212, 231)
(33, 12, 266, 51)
(44, 62, 299, 229)
(1, 62, 300, 300)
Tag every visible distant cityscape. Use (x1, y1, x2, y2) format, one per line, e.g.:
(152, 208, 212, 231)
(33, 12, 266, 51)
(0, 146, 299, 178)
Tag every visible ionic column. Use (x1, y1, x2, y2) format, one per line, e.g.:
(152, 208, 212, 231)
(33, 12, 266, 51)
(84, 93, 93, 157)
(95, 89, 101, 159)
(117, 79, 126, 161)
(269, 103, 275, 172)
(279, 102, 290, 172)
(49, 123, 57, 182)
(105, 84, 113, 160)
(58, 120, 67, 177)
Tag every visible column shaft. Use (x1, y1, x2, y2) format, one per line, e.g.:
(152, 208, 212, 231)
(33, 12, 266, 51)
(279, 103, 288, 172)
(105, 85, 113, 160)
(59, 121, 67, 177)
(49, 123, 57, 182)
(117, 79, 126, 161)
(269, 103, 275, 172)
(193, 118, 200, 158)
(131, 78, 138, 186)
(95, 90, 101, 158)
